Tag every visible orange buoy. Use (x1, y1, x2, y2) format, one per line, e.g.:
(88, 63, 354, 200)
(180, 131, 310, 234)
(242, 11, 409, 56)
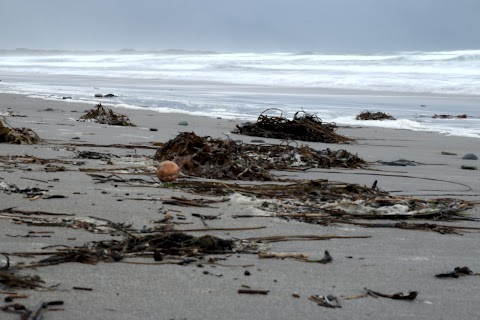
(156, 160, 180, 182)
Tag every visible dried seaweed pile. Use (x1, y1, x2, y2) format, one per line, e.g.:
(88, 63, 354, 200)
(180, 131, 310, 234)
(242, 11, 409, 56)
(356, 111, 396, 121)
(170, 179, 475, 234)
(233, 109, 352, 143)
(433, 114, 468, 119)
(9, 231, 259, 269)
(0, 270, 45, 289)
(0, 119, 40, 144)
(154, 132, 365, 180)
(79, 103, 136, 126)
(245, 145, 365, 170)
(155, 132, 272, 180)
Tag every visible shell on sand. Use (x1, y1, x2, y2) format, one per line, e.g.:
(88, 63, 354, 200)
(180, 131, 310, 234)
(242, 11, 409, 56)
(156, 161, 180, 182)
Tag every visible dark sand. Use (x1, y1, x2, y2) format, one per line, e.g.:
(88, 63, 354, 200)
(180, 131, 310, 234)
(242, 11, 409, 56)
(1, 93, 479, 319)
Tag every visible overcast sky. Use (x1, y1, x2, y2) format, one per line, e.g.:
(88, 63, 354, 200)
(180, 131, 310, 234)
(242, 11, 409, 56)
(0, 0, 478, 53)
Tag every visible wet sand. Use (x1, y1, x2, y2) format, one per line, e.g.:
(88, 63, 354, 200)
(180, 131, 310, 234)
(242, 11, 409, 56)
(1, 93, 479, 320)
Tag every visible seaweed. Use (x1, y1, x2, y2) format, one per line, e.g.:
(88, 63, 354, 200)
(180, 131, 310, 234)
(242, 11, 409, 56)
(0, 118, 40, 144)
(432, 114, 468, 119)
(233, 109, 352, 143)
(78, 103, 136, 126)
(355, 111, 396, 121)
(154, 132, 365, 181)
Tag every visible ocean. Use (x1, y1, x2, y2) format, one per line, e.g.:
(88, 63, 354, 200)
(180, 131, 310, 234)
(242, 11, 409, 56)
(0, 49, 479, 138)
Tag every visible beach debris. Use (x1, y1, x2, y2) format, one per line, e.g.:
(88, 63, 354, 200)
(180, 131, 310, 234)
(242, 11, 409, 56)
(9, 231, 261, 268)
(441, 151, 457, 155)
(78, 103, 136, 126)
(0, 181, 46, 196)
(0, 118, 40, 144)
(364, 288, 418, 301)
(435, 266, 474, 278)
(238, 289, 269, 295)
(433, 114, 468, 119)
(154, 132, 365, 181)
(76, 150, 119, 161)
(309, 294, 342, 308)
(462, 153, 478, 160)
(164, 196, 228, 208)
(461, 165, 477, 170)
(94, 93, 117, 98)
(156, 160, 181, 182)
(355, 111, 396, 121)
(178, 121, 189, 126)
(259, 253, 309, 260)
(1, 300, 64, 320)
(170, 179, 475, 234)
(258, 250, 332, 264)
(377, 159, 418, 166)
(233, 109, 352, 143)
(0, 270, 45, 289)
(0, 111, 27, 117)
(73, 286, 93, 291)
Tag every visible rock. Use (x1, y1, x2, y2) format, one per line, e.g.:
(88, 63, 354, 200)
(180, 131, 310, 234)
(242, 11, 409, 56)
(63, 97, 72, 100)
(462, 153, 478, 160)
(94, 94, 103, 98)
(461, 165, 477, 170)
(104, 93, 116, 98)
(156, 161, 180, 182)
(149, 128, 158, 131)
(251, 139, 265, 143)
(178, 121, 189, 126)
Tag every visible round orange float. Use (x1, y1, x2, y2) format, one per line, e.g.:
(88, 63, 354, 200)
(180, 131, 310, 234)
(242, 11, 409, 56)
(156, 160, 180, 182)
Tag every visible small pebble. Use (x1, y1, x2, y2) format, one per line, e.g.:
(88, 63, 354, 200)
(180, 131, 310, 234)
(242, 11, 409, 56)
(461, 165, 477, 170)
(178, 121, 189, 126)
(462, 153, 478, 160)
(251, 139, 265, 143)
(244, 270, 251, 276)
(149, 128, 158, 131)
(292, 292, 300, 298)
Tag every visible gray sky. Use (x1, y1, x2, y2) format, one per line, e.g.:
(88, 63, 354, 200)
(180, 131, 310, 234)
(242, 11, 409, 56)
(0, 0, 478, 53)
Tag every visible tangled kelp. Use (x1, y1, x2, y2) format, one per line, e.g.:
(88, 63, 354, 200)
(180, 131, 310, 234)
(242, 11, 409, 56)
(233, 109, 352, 143)
(169, 179, 475, 234)
(356, 111, 396, 121)
(432, 114, 468, 119)
(154, 132, 365, 180)
(155, 132, 272, 181)
(0, 119, 40, 144)
(10, 230, 261, 269)
(79, 103, 136, 126)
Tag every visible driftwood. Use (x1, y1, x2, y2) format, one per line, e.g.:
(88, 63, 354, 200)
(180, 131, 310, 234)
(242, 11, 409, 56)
(233, 109, 352, 143)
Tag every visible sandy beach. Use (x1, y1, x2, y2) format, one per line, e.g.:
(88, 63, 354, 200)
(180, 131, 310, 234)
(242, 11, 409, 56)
(1, 93, 479, 320)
